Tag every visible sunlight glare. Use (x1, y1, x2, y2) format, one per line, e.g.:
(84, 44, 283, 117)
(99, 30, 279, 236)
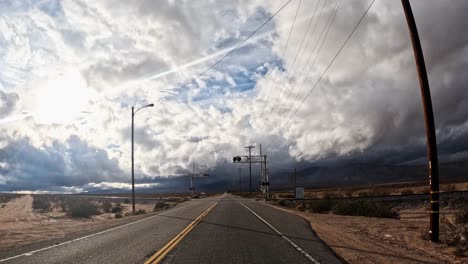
(33, 71, 91, 124)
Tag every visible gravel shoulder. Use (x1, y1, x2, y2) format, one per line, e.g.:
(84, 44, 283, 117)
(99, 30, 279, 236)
(266, 202, 467, 264)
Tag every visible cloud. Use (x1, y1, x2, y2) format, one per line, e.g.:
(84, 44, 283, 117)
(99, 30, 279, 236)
(0, 90, 19, 118)
(0, 135, 125, 192)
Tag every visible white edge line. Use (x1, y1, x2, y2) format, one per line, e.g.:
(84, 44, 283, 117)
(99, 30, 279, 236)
(0, 204, 191, 262)
(240, 202, 320, 264)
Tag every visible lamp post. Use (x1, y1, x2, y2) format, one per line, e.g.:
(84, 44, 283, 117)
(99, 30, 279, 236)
(131, 103, 154, 214)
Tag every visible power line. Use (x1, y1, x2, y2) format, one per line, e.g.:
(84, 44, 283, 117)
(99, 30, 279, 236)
(277, 0, 325, 100)
(265, 0, 376, 152)
(266, 0, 303, 99)
(260, 0, 337, 137)
(284, 0, 341, 117)
(260, 0, 324, 133)
(157, 0, 294, 103)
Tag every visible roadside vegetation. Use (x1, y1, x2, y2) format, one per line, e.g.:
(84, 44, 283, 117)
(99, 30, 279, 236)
(278, 198, 399, 218)
(29, 194, 187, 219)
(441, 206, 468, 257)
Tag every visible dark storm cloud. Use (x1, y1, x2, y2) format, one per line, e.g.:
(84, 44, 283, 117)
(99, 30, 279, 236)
(0, 135, 125, 192)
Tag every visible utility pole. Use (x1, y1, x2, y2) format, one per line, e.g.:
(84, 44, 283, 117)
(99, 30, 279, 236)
(402, 0, 439, 242)
(238, 167, 242, 193)
(245, 145, 255, 198)
(131, 107, 135, 214)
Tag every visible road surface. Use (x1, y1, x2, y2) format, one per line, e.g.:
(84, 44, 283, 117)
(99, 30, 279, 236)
(0, 194, 341, 264)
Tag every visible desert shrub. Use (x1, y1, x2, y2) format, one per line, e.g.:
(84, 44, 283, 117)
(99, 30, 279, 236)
(68, 199, 98, 218)
(111, 205, 122, 213)
(101, 200, 112, 213)
(401, 189, 414, 195)
(115, 213, 123, 219)
(124, 199, 130, 204)
(445, 184, 457, 192)
(32, 195, 51, 211)
(308, 199, 333, 213)
(279, 193, 294, 198)
(295, 202, 305, 211)
(154, 201, 169, 211)
(277, 199, 293, 208)
(455, 208, 468, 225)
(1, 204, 6, 208)
(0, 194, 22, 204)
(332, 200, 399, 219)
(135, 209, 146, 215)
(357, 192, 369, 197)
(192, 195, 200, 199)
(441, 209, 467, 256)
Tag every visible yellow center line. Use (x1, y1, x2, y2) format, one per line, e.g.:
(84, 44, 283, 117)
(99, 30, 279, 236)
(144, 202, 218, 264)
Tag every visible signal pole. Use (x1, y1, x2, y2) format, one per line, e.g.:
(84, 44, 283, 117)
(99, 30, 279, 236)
(238, 167, 242, 193)
(402, 0, 439, 242)
(191, 161, 194, 196)
(294, 167, 297, 191)
(245, 145, 255, 198)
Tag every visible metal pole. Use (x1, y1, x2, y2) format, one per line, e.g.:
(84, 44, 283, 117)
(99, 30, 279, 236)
(294, 167, 297, 192)
(259, 144, 263, 199)
(401, 0, 439, 242)
(131, 107, 135, 214)
(264, 154, 269, 199)
(238, 167, 242, 194)
(245, 145, 255, 198)
(191, 161, 194, 196)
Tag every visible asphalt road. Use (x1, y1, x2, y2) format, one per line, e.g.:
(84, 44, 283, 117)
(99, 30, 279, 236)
(0, 194, 341, 264)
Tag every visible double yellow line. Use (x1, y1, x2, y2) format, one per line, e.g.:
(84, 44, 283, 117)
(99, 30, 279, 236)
(144, 202, 217, 264)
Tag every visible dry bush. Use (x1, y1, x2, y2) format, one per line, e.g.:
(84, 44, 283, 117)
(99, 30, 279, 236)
(32, 195, 51, 211)
(308, 199, 333, 213)
(154, 201, 170, 211)
(332, 200, 399, 219)
(115, 213, 123, 218)
(101, 200, 112, 213)
(67, 199, 98, 218)
(135, 209, 146, 215)
(441, 208, 467, 257)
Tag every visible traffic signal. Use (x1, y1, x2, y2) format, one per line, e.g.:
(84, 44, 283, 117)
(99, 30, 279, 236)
(233, 156, 242, 162)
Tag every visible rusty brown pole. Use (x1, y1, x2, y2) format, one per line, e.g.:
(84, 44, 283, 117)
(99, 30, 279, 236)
(401, 0, 439, 242)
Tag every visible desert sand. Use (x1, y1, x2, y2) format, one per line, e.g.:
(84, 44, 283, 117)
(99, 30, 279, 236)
(268, 203, 467, 264)
(0, 195, 159, 251)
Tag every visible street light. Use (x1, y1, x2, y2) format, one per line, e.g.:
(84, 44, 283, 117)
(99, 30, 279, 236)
(131, 103, 154, 214)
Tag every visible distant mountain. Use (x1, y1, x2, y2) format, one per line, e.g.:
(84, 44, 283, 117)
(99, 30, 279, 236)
(270, 160, 468, 190)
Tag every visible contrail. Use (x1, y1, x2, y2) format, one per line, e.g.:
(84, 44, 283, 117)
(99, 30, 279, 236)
(97, 13, 313, 99)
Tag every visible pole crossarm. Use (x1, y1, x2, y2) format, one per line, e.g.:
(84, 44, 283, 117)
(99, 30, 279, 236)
(232, 155, 266, 163)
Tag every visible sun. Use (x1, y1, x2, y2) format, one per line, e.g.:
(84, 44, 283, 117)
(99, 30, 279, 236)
(32, 70, 91, 124)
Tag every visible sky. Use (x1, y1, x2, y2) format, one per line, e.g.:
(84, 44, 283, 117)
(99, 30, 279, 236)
(0, 0, 467, 193)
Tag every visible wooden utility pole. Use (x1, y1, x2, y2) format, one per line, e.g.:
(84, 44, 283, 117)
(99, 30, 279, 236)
(401, 0, 440, 242)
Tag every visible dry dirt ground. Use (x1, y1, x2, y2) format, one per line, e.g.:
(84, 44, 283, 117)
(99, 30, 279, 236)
(267, 203, 467, 264)
(0, 195, 168, 251)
